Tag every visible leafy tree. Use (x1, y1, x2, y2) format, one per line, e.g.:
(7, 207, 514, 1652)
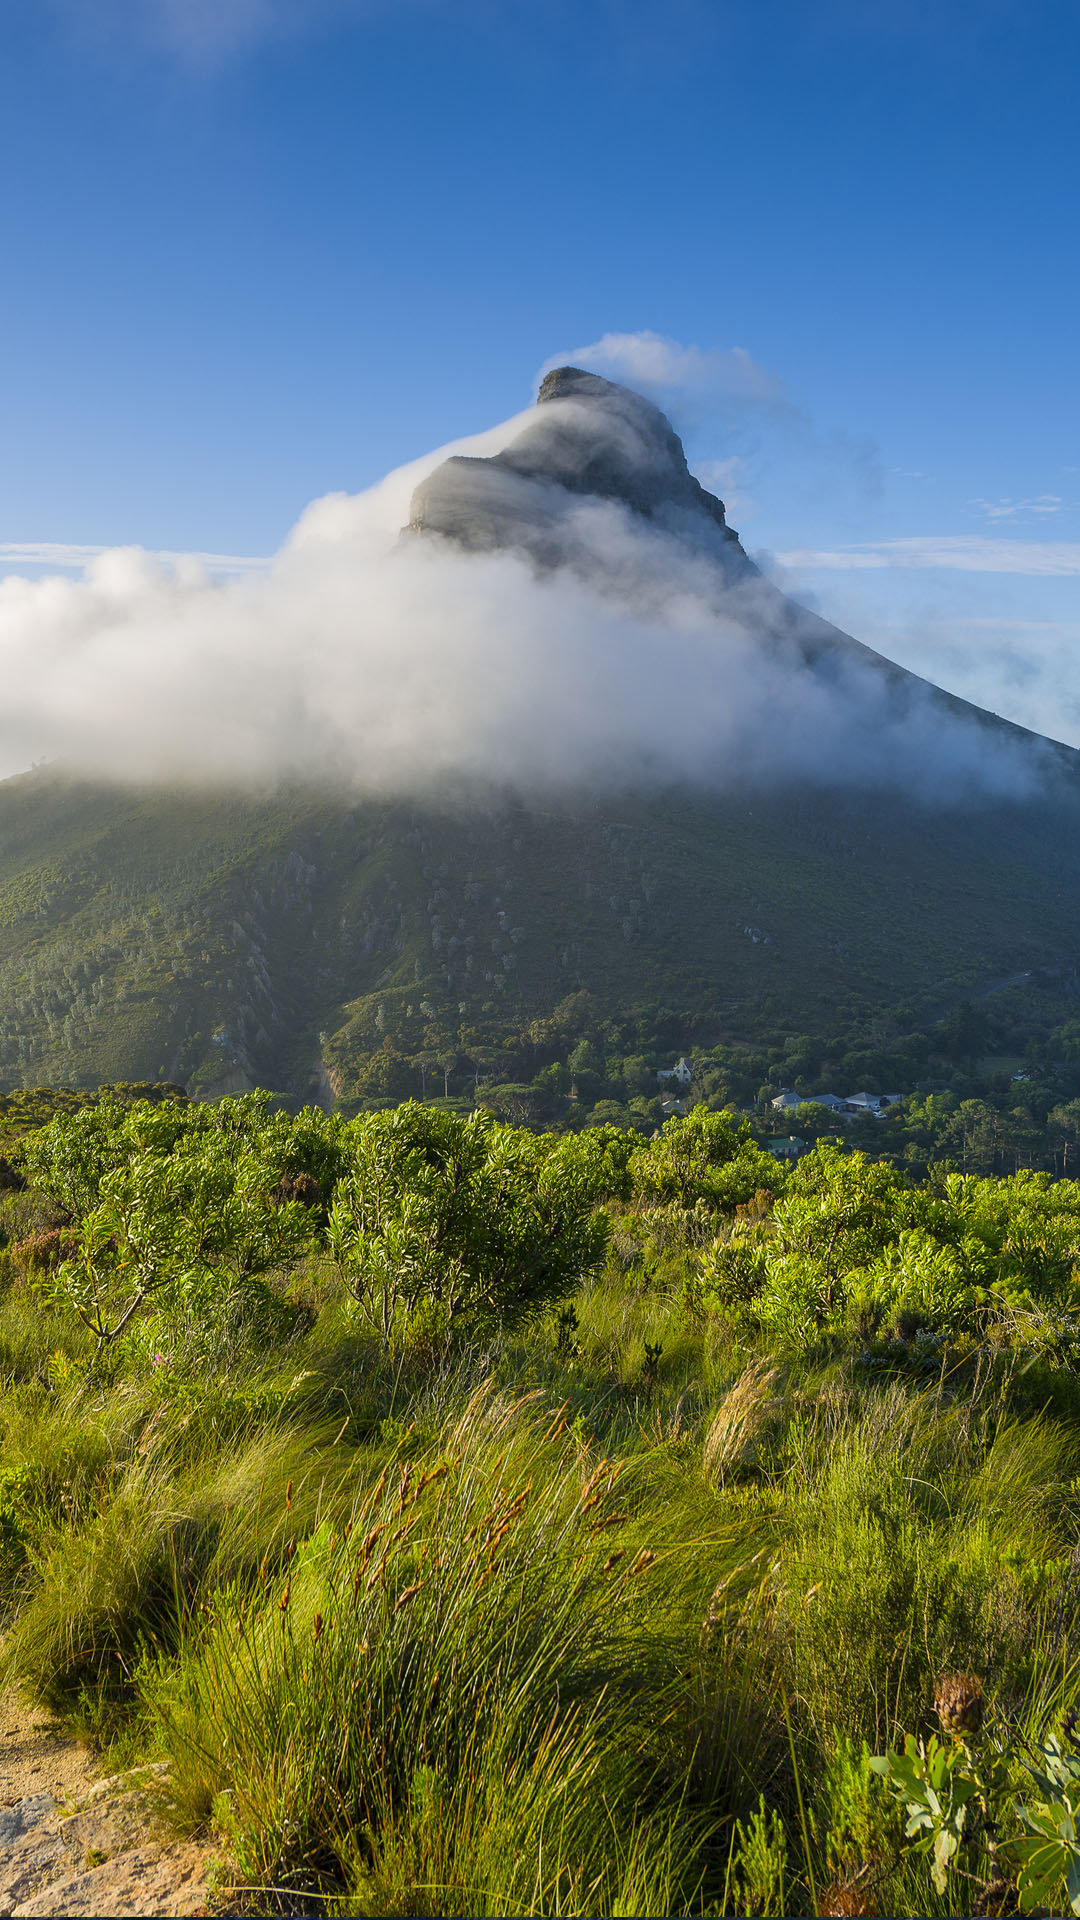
(620, 1054, 657, 1098)
(1048, 1101, 1080, 1176)
(939, 1099, 1005, 1174)
(41, 1124, 313, 1350)
(479, 1083, 557, 1129)
(21, 1093, 341, 1349)
(632, 1107, 779, 1213)
(327, 1102, 608, 1342)
(533, 1061, 572, 1098)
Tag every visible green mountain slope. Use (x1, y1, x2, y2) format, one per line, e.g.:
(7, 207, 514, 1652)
(2, 767, 1080, 1101)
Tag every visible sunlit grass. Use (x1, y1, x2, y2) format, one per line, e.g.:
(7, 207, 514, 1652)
(5, 1224, 1080, 1913)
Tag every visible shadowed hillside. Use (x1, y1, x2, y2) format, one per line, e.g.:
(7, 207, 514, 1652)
(3, 771, 1080, 1101)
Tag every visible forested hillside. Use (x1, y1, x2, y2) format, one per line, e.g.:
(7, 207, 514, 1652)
(3, 765, 1080, 1107)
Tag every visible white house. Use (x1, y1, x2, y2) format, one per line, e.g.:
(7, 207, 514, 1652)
(845, 1092, 905, 1117)
(657, 1056, 694, 1088)
(770, 1088, 802, 1112)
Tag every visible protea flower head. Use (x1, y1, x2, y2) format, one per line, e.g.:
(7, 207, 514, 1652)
(934, 1670, 986, 1737)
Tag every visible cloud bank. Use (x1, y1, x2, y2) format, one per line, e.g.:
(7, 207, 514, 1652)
(0, 396, 1056, 804)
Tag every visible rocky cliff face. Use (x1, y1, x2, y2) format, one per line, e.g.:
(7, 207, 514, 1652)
(409, 365, 752, 579)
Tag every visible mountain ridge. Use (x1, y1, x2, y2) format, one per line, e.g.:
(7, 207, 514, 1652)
(1, 370, 1078, 1102)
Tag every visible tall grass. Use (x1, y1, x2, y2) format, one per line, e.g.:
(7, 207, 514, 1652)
(5, 1250, 1080, 1912)
(143, 1384, 741, 1912)
(758, 1380, 1079, 1746)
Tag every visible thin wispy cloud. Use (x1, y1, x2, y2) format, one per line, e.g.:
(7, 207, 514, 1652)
(778, 535, 1080, 576)
(969, 494, 1069, 521)
(539, 331, 788, 410)
(0, 543, 268, 578)
(46, 0, 402, 63)
(953, 617, 1080, 633)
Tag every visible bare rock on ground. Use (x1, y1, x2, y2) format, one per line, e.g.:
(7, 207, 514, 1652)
(0, 1693, 218, 1918)
(12, 1839, 213, 1917)
(0, 1800, 70, 1915)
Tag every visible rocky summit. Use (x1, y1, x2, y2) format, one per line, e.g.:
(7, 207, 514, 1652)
(409, 365, 751, 573)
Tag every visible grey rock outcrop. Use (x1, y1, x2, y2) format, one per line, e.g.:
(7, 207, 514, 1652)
(409, 365, 752, 579)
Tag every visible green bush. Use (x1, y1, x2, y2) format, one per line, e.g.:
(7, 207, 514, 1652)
(328, 1103, 610, 1342)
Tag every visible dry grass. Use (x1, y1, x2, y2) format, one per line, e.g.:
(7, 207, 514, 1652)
(701, 1359, 783, 1485)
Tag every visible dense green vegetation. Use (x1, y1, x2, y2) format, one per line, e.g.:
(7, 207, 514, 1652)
(5, 765, 1080, 1114)
(4, 1093, 1080, 1913)
(460, 980, 1080, 1179)
(0, 1080, 187, 1150)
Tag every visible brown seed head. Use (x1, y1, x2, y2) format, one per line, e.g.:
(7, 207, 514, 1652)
(934, 1670, 985, 1736)
(358, 1523, 384, 1569)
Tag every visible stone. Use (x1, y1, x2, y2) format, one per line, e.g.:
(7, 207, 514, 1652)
(0, 1799, 68, 1915)
(0, 1770, 215, 1919)
(408, 365, 751, 580)
(0, 1802, 57, 1849)
(11, 1840, 213, 1918)
(56, 1793, 149, 1864)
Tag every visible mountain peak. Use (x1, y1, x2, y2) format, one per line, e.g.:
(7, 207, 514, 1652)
(535, 364, 624, 404)
(407, 365, 1070, 767)
(408, 366, 747, 569)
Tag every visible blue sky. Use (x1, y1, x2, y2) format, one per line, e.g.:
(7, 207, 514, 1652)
(2, 0, 1079, 739)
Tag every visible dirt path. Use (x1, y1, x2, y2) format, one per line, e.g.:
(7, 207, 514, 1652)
(0, 1690, 217, 1918)
(1, 1691, 98, 1810)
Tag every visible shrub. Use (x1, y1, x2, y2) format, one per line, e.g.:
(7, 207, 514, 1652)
(631, 1108, 780, 1214)
(328, 1103, 609, 1342)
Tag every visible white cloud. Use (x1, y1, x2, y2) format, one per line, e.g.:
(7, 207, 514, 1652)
(776, 535, 1080, 575)
(539, 330, 788, 409)
(0, 407, 1045, 802)
(970, 495, 1068, 521)
(0, 543, 268, 578)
